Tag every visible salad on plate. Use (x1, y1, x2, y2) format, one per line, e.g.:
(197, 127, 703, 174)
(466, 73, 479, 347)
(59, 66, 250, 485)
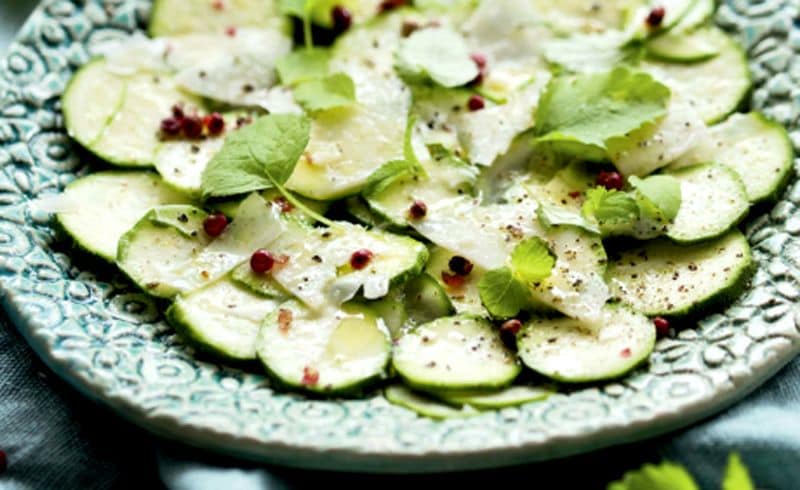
(51, 0, 793, 418)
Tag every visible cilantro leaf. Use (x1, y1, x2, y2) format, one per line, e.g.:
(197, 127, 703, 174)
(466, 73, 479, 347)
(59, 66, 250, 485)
(294, 72, 356, 113)
(537, 202, 600, 234)
(582, 187, 640, 225)
(510, 237, 555, 284)
(201, 114, 311, 199)
(722, 453, 754, 490)
(478, 267, 530, 319)
(276, 48, 331, 86)
(607, 461, 699, 490)
(535, 67, 670, 157)
(395, 27, 479, 88)
(629, 175, 682, 221)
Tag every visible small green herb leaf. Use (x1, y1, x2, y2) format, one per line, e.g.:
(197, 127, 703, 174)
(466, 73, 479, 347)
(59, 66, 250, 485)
(537, 202, 600, 234)
(276, 48, 331, 86)
(510, 237, 555, 284)
(629, 175, 682, 221)
(535, 67, 670, 156)
(294, 72, 356, 113)
(395, 27, 479, 88)
(478, 267, 530, 319)
(722, 453, 754, 490)
(607, 461, 700, 490)
(582, 187, 640, 225)
(363, 159, 416, 196)
(201, 114, 311, 199)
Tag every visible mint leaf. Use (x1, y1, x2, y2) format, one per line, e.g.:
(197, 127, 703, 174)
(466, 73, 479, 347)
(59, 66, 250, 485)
(537, 202, 600, 234)
(629, 175, 682, 221)
(722, 453, 754, 490)
(294, 72, 356, 113)
(607, 461, 699, 490)
(395, 27, 479, 88)
(478, 267, 530, 319)
(277, 48, 331, 86)
(201, 114, 311, 199)
(582, 187, 640, 225)
(510, 237, 555, 284)
(535, 67, 670, 156)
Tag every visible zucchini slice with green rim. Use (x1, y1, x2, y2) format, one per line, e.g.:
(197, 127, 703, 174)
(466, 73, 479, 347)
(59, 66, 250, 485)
(167, 277, 281, 361)
(607, 230, 754, 317)
(393, 315, 521, 391)
(405, 273, 456, 325)
(266, 220, 429, 309)
(56, 171, 192, 262)
(230, 261, 290, 299)
(434, 385, 554, 410)
(256, 300, 391, 394)
(384, 385, 479, 420)
(672, 112, 795, 203)
(117, 194, 284, 298)
(641, 30, 751, 124)
(647, 26, 727, 63)
(149, 0, 286, 37)
(666, 164, 749, 244)
(63, 59, 200, 167)
(517, 306, 656, 383)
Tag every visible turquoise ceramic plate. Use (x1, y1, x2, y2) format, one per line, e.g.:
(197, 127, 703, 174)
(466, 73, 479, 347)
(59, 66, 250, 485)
(0, 0, 798, 473)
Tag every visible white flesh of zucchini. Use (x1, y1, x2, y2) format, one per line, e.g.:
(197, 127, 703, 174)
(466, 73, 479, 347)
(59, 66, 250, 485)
(517, 306, 656, 383)
(393, 315, 520, 390)
(667, 164, 749, 244)
(168, 278, 281, 361)
(256, 301, 391, 394)
(607, 230, 753, 317)
(56, 171, 191, 261)
(671, 112, 794, 203)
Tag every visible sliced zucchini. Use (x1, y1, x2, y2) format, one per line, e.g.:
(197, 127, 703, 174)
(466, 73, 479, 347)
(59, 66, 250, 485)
(666, 164, 749, 244)
(212, 189, 330, 226)
(367, 287, 409, 340)
(517, 306, 656, 383)
(434, 385, 554, 410)
(167, 277, 280, 361)
(424, 246, 487, 316)
(230, 261, 289, 299)
(63, 59, 199, 167)
(256, 300, 391, 394)
(641, 30, 751, 124)
(647, 26, 726, 63)
(117, 194, 285, 298)
(609, 99, 706, 177)
(365, 152, 478, 227)
(627, 0, 696, 37)
(384, 385, 479, 420)
(56, 171, 192, 261)
(529, 0, 635, 33)
(393, 315, 520, 391)
(149, 0, 285, 37)
(671, 0, 714, 31)
(529, 225, 610, 327)
(405, 273, 456, 325)
(607, 230, 754, 317)
(285, 14, 411, 200)
(672, 112, 794, 203)
(267, 220, 428, 309)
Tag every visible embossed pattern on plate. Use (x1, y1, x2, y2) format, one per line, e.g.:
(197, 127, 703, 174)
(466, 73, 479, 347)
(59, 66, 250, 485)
(0, 0, 798, 472)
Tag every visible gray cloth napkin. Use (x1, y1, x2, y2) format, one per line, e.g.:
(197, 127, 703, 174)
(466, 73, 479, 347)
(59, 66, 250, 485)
(2, 313, 798, 490)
